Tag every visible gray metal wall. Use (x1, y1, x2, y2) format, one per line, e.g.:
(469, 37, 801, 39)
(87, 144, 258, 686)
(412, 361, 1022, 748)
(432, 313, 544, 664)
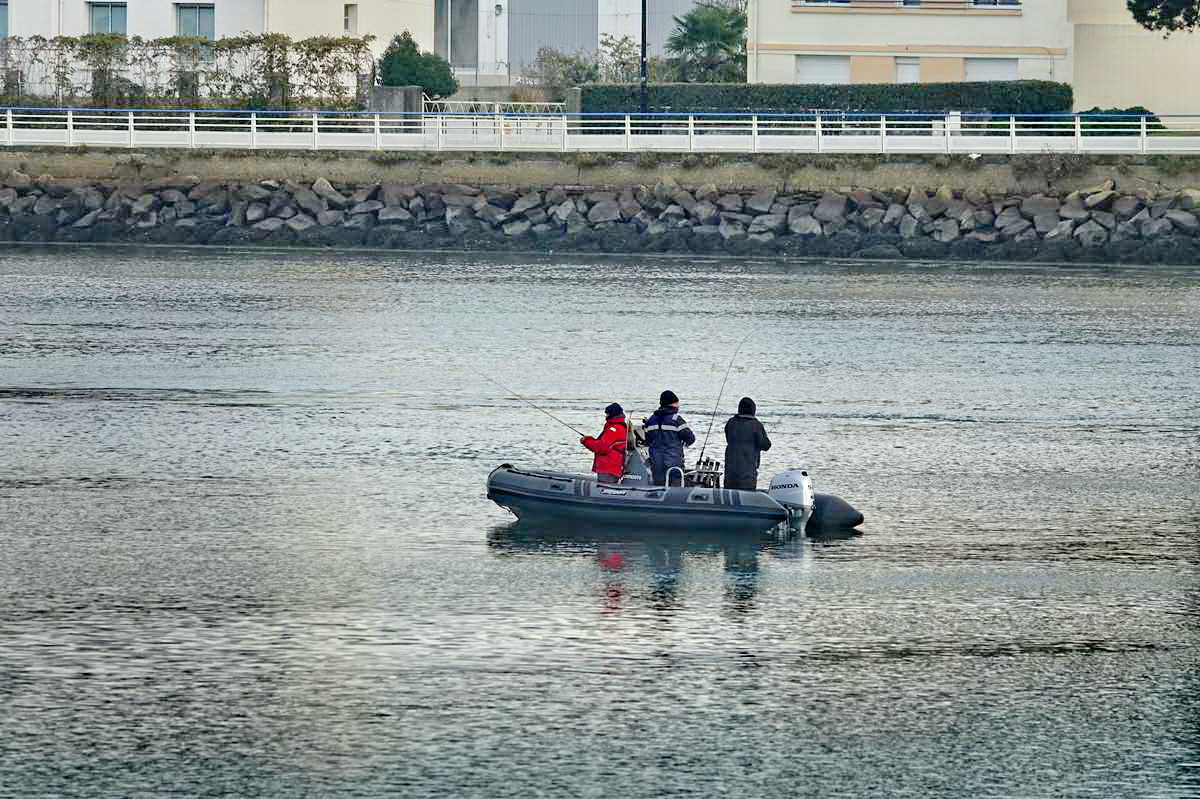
(507, 0, 599, 74)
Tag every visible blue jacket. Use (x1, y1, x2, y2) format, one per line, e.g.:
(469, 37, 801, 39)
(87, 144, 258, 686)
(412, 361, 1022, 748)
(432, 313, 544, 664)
(644, 406, 696, 472)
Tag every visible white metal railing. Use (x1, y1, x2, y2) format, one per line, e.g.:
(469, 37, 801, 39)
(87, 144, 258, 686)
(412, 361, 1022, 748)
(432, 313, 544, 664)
(422, 97, 566, 115)
(3, 108, 1200, 155)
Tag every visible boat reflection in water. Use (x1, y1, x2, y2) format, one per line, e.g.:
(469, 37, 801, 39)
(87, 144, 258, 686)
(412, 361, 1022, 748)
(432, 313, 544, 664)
(486, 518, 862, 615)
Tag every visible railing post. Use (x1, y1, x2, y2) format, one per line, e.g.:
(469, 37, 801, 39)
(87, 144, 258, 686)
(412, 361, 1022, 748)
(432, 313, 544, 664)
(944, 113, 951, 154)
(498, 110, 506, 151)
(752, 115, 759, 153)
(312, 112, 320, 151)
(1074, 113, 1082, 153)
(188, 111, 196, 148)
(66, 108, 74, 147)
(374, 113, 382, 150)
(127, 111, 135, 148)
(1009, 114, 1016, 154)
(879, 114, 886, 154)
(436, 114, 443, 151)
(624, 114, 631, 152)
(815, 113, 822, 154)
(687, 115, 695, 151)
(561, 113, 568, 152)
(250, 112, 258, 150)
(4, 109, 12, 147)
(1139, 114, 1148, 154)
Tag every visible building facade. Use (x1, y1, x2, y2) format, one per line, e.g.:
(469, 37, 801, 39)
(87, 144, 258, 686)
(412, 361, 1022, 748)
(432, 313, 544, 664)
(0, 1, 435, 59)
(747, 0, 1200, 115)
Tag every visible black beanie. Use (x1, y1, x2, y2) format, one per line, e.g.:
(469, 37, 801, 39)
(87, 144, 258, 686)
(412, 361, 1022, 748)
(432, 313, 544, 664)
(605, 402, 624, 419)
(659, 390, 679, 407)
(738, 396, 756, 415)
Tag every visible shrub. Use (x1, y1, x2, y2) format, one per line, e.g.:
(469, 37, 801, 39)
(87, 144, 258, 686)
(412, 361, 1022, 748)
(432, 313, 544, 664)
(1078, 106, 1164, 136)
(580, 81, 1073, 115)
(378, 32, 458, 99)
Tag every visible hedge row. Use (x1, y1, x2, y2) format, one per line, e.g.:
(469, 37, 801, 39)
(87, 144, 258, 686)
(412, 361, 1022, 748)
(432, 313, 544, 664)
(580, 81, 1074, 115)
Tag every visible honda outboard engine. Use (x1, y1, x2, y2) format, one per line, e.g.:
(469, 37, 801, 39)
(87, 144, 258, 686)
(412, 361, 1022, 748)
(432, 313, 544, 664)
(769, 468, 866, 535)
(768, 469, 815, 530)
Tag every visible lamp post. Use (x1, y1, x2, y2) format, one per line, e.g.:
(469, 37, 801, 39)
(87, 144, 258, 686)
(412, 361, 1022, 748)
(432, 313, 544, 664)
(639, 0, 648, 114)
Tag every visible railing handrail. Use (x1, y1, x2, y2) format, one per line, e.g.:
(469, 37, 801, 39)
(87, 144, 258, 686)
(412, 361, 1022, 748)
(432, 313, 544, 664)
(0, 105, 1187, 119)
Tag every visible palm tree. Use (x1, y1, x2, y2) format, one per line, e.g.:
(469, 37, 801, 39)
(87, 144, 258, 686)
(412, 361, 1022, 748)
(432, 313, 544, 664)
(665, 3, 747, 82)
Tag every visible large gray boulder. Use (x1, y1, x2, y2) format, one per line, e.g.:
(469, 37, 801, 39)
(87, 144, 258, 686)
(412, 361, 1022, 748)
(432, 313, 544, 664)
(813, 193, 848, 223)
(312, 178, 350, 208)
(350, 200, 384, 215)
(587, 200, 622, 224)
(293, 188, 324, 217)
(510, 192, 543, 217)
(692, 201, 720, 225)
(286, 213, 316, 232)
(719, 218, 746, 240)
(931, 218, 959, 243)
(788, 214, 822, 237)
(1073, 219, 1109, 248)
(1044, 219, 1075, 240)
(745, 189, 777, 214)
(1165, 209, 1199, 233)
(1140, 216, 1174, 238)
(1021, 194, 1060, 219)
(253, 217, 285, 232)
(898, 214, 919, 240)
(748, 213, 786, 233)
(379, 206, 414, 223)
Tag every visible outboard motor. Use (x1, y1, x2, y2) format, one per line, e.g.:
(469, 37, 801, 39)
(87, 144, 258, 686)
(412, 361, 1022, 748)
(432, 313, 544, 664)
(769, 468, 866, 535)
(768, 469, 815, 531)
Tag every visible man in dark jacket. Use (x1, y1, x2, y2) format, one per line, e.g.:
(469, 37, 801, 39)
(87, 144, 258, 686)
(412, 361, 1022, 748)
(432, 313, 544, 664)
(644, 390, 695, 486)
(724, 396, 771, 491)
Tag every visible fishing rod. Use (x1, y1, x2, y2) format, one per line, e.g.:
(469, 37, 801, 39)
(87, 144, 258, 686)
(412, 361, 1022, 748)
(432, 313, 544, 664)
(697, 332, 753, 463)
(478, 371, 588, 438)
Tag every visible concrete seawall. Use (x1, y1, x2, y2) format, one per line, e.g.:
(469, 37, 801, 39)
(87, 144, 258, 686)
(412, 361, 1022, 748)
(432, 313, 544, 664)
(2, 150, 1199, 263)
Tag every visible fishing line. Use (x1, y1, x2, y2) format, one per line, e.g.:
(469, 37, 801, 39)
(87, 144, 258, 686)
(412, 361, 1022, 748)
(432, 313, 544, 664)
(477, 370, 588, 438)
(697, 333, 753, 463)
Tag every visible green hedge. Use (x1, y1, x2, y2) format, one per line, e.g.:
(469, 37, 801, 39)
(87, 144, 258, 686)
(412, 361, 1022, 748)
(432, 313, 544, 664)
(580, 81, 1073, 115)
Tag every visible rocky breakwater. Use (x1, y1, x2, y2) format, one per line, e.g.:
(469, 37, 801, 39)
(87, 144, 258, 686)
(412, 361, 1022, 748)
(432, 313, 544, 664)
(2, 170, 1200, 263)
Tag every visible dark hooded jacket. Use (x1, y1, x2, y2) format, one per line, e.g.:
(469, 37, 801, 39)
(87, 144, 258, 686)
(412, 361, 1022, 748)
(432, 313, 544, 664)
(644, 406, 695, 479)
(724, 404, 771, 490)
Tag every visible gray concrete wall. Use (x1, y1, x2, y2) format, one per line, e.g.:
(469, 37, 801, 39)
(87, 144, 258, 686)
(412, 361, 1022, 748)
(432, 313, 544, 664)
(1, 149, 1198, 194)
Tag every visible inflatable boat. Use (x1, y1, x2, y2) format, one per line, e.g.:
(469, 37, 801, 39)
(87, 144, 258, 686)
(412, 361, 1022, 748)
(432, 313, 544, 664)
(486, 452, 863, 534)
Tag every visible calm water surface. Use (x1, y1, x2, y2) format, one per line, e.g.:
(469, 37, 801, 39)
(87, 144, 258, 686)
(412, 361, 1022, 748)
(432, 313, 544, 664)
(1, 246, 1197, 798)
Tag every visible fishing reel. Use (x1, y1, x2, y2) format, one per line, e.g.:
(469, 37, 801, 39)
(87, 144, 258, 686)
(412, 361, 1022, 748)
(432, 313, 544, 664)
(686, 456, 723, 488)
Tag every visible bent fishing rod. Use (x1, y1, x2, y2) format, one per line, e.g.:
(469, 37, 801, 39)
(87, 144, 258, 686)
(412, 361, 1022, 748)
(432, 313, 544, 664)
(478, 371, 588, 438)
(697, 332, 753, 463)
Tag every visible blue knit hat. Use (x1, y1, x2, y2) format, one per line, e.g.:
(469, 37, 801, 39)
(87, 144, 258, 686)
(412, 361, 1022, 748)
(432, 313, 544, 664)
(605, 402, 624, 419)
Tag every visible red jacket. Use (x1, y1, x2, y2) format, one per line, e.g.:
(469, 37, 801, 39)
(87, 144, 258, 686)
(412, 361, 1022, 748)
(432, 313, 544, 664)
(581, 417, 628, 478)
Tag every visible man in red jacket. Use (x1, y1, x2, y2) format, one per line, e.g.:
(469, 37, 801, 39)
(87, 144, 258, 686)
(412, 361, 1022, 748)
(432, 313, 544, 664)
(581, 403, 628, 483)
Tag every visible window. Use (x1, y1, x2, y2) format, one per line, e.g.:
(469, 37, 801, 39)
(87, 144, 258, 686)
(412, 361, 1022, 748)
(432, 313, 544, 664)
(344, 4, 358, 34)
(896, 57, 919, 84)
(964, 57, 1018, 81)
(176, 4, 215, 39)
(0, 2, 8, 39)
(89, 3, 127, 35)
(795, 55, 850, 85)
(434, 0, 479, 69)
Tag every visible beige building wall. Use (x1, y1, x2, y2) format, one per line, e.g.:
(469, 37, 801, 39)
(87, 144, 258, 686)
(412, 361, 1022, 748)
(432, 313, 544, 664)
(747, 0, 1073, 85)
(850, 56, 894, 85)
(1069, 0, 1200, 114)
(266, 0, 437, 57)
(919, 57, 964, 84)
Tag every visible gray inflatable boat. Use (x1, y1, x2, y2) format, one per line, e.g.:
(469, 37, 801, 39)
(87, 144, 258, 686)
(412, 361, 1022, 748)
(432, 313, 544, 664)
(487, 451, 864, 534)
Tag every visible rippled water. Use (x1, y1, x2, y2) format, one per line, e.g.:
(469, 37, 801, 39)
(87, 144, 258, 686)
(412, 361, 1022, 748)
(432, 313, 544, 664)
(1, 245, 1197, 798)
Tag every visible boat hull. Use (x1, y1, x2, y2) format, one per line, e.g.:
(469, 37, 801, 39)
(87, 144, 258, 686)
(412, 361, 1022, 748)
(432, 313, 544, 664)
(487, 465, 790, 533)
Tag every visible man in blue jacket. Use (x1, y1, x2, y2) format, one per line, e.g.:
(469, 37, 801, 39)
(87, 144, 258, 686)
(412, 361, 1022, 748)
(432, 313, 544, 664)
(644, 390, 695, 486)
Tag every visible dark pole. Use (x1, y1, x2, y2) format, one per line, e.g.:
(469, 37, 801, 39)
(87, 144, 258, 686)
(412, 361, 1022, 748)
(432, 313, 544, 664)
(639, 0, 648, 114)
